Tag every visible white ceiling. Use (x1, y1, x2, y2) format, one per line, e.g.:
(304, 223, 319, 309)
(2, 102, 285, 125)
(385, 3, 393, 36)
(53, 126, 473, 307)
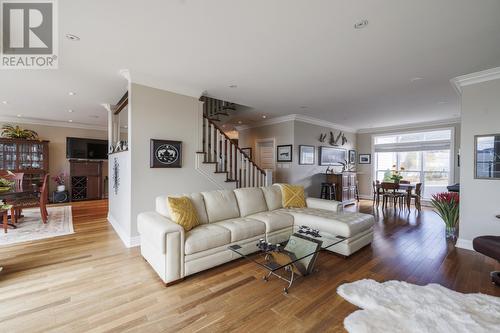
(1, 0, 500, 131)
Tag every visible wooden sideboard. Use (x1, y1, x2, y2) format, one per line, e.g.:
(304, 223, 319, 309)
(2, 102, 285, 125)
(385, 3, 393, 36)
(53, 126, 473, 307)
(326, 172, 357, 205)
(70, 160, 103, 201)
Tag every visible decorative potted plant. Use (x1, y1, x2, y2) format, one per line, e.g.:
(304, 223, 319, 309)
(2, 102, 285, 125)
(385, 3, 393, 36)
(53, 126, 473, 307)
(0, 178, 14, 192)
(390, 165, 404, 183)
(431, 192, 460, 240)
(52, 172, 67, 192)
(1, 124, 39, 139)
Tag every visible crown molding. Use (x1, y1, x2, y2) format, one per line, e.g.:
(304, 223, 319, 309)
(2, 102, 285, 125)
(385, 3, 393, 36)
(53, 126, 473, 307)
(0, 116, 108, 132)
(451, 66, 500, 95)
(236, 114, 356, 133)
(357, 117, 461, 134)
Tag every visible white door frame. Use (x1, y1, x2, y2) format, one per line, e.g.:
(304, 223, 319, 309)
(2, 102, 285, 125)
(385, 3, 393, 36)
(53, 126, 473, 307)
(255, 137, 276, 170)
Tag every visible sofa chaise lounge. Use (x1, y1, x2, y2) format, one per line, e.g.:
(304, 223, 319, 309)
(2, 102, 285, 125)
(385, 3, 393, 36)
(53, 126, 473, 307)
(137, 185, 375, 285)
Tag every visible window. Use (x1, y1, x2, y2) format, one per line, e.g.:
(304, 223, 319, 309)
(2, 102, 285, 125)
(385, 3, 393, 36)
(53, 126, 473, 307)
(374, 129, 453, 199)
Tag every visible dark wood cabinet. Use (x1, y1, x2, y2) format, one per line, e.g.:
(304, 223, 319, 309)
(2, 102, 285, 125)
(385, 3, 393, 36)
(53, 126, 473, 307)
(70, 160, 103, 201)
(0, 138, 49, 188)
(326, 172, 357, 205)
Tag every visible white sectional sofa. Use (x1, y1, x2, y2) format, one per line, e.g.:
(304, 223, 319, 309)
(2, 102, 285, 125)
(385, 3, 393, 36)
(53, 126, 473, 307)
(137, 185, 375, 285)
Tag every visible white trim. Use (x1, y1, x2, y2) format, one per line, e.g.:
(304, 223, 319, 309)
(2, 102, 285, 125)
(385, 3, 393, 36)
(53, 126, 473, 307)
(107, 213, 139, 248)
(358, 118, 460, 134)
(0, 115, 108, 131)
(194, 153, 226, 190)
(237, 114, 356, 133)
(455, 238, 474, 252)
(451, 66, 500, 95)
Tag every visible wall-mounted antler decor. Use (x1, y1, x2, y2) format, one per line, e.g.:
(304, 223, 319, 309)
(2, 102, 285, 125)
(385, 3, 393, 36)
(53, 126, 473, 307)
(319, 131, 348, 146)
(319, 133, 327, 143)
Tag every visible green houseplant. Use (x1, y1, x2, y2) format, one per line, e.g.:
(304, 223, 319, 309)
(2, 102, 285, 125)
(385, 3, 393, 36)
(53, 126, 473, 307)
(1, 124, 39, 140)
(431, 192, 460, 240)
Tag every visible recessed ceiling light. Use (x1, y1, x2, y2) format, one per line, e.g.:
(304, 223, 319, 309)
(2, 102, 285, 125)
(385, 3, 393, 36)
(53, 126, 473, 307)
(410, 77, 423, 82)
(262, 115, 267, 119)
(68, 120, 73, 123)
(354, 19, 369, 29)
(68, 109, 74, 113)
(238, 121, 243, 124)
(65, 34, 80, 41)
(2, 101, 8, 105)
(229, 84, 238, 88)
(16, 114, 22, 118)
(68, 92, 76, 96)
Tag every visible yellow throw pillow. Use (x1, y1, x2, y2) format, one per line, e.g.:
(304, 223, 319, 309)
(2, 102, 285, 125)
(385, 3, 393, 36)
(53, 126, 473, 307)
(281, 184, 306, 208)
(167, 196, 200, 231)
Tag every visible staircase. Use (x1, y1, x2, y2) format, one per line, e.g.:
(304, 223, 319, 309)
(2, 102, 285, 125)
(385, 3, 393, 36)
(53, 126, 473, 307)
(197, 96, 267, 189)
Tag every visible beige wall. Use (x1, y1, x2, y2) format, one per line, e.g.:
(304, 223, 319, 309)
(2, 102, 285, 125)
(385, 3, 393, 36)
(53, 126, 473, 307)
(0, 121, 108, 194)
(356, 122, 461, 197)
(239, 120, 356, 198)
(128, 83, 221, 237)
(458, 78, 500, 249)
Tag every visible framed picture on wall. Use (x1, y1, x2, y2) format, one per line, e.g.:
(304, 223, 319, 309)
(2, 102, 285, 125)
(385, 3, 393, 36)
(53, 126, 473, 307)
(358, 154, 371, 164)
(318, 146, 346, 166)
(349, 150, 357, 164)
(241, 147, 252, 159)
(299, 145, 315, 165)
(277, 145, 293, 162)
(150, 139, 182, 168)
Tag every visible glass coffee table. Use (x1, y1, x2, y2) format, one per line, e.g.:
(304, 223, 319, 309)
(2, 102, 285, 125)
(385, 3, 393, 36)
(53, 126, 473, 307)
(228, 227, 351, 294)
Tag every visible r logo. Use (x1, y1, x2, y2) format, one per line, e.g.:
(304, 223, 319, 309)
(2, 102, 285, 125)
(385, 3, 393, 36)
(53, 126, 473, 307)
(2, 2, 53, 54)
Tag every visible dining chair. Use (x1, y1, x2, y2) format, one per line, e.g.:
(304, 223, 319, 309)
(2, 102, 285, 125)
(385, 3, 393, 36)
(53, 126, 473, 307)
(10, 174, 50, 224)
(381, 182, 406, 209)
(409, 183, 423, 211)
(4, 172, 24, 190)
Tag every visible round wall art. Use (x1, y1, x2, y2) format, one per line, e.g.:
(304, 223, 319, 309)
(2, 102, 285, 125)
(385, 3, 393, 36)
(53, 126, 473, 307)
(150, 139, 182, 168)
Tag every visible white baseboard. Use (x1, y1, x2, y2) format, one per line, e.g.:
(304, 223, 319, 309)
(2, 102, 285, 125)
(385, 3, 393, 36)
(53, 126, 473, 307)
(456, 238, 474, 251)
(107, 213, 140, 248)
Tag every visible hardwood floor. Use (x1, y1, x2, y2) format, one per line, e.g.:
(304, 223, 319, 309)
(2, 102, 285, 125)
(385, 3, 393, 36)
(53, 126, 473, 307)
(0, 200, 498, 332)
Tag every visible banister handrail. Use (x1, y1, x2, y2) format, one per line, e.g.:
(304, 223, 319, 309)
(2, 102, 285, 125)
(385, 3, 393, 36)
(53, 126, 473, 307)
(203, 115, 266, 175)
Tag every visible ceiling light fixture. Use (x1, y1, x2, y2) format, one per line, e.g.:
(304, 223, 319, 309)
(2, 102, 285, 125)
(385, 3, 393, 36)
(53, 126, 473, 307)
(238, 121, 243, 124)
(354, 19, 369, 29)
(68, 109, 74, 113)
(262, 115, 267, 119)
(16, 114, 22, 118)
(68, 91, 76, 96)
(65, 34, 80, 41)
(2, 101, 8, 105)
(68, 119, 73, 123)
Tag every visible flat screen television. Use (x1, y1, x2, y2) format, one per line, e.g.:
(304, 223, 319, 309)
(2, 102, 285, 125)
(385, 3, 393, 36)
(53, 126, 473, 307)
(66, 137, 108, 160)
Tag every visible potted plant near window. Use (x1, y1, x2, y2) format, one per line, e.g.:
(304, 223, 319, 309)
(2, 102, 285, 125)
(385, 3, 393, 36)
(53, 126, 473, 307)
(52, 173, 67, 192)
(390, 165, 404, 183)
(431, 192, 460, 241)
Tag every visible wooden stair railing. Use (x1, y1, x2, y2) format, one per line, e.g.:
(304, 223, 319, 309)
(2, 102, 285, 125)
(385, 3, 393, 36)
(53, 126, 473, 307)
(202, 115, 266, 188)
(200, 96, 236, 121)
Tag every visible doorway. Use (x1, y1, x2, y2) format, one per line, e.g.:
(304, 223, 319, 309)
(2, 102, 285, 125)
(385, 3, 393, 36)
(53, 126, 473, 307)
(256, 138, 275, 171)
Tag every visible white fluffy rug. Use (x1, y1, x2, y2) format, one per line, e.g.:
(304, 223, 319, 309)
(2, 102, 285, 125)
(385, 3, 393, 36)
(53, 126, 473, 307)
(337, 279, 500, 333)
(0, 206, 73, 245)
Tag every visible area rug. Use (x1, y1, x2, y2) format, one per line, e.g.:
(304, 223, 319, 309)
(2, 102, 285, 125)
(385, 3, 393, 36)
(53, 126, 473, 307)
(337, 279, 500, 333)
(0, 206, 73, 245)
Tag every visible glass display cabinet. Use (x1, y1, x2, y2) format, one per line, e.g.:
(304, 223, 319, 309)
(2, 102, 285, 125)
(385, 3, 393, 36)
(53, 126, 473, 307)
(0, 138, 50, 188)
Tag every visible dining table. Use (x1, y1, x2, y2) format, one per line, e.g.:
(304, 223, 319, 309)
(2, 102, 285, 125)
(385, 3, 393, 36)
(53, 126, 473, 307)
(376, 182, 416, 210)
(0, 185, 40, 230)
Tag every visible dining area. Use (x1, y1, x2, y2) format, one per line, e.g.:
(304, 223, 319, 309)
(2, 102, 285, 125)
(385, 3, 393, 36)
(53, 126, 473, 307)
(0, 171, 49, 233)
(372, 180, 423, 212)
